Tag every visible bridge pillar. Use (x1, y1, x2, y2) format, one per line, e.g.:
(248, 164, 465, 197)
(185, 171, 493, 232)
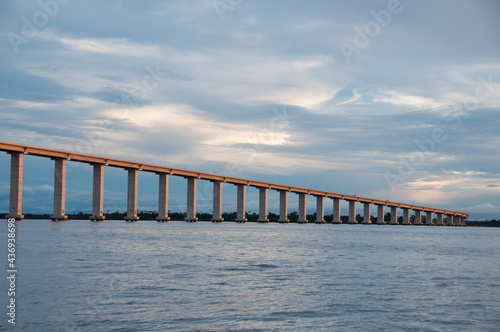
(315, 196, 325, 224)
(185, 177, 198, 222)
(125, 169, 139, 222)
(348, 200, 357, 224)
(278, 190, 289, 223)
(425, 211, 434, 225)
(257, 187, 269, 223)
(156, 173, 170, 222)
(90, 164, 105, 221)
(235, 184, 247, 223)
(51, 158, 68, 221)
(211, 181, 223, 223)
(414, 210, 422, 225)
(402, 208, 411, 225)
(389, 206, 398, 225)
(435, 213, 444, 226)
(6, 152, 24, 221)
(376, 204, 385, 224)
(446, 214, 454, 226)
(363, 202, 371, 224)
(298, 193, 308, 223)
(332, 198, 341, 224)
(457, 216, 463, 226)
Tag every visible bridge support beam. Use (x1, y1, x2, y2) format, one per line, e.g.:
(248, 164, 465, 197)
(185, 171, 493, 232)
(125, 169, 139, 222)
(90, 164, 105, 221)
(348, 200, 357, 224)
(315, 196, 325, 224)
(298, 193, 308, 223)
(185, 177, 198, 222)
(446, 214, 454, 226)
(156, 173, 170, 222)
(389, 206, 398, 225)
(257, 187, 269, 223)
(414, 210, 422, 225)
(363, 202, 371, 224)
(211, 181, 223, 223)
(456, 216, 463, 226)
(376, 204, 385, 224)
(235, 184, 247, 223)
(402, 208, 411, 225)
(278, 190, 289, 223)
(426, 211, 434, 225)
(332, 198, 341, 224)
(6, 152, 24, 221)
(51, 158, 68, 221)
(435, 213, 444, 226)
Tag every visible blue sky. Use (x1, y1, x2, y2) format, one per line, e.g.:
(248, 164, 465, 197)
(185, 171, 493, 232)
(1, 0, 499, 219)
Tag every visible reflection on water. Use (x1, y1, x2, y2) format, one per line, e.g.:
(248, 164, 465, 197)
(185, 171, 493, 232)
(1, 220, 499, 331)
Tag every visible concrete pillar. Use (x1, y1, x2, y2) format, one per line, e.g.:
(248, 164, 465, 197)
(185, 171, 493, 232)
(446, 214, 454, 226)
(185, 177, 198, 222)
(6, 152, 23, 221)
(211, 181, 223, 223)
(90, 164, 105, 221)
(402, 208, 411, 225)
(435, 213, 444, 226)
(414, 210, 422, 225)
(348, 200, 357, 224)
(457, 216, 463, 226)
(125, 169, 139, 222)
(257, 187, 269, 223)
(426, 211, 434, 226)
(51, 158, 68, 221)
(156, 173, 170, 222)
(332, 198, 341, 224)
(376, 204, 385, 225)
(315, 196, 325, 224)
(389, 206, 398, 225)
(235, 184, 247, 223)
(297, 193, 308, 223)
(278, 190, 289, 223)
(363, 202, 371, 224)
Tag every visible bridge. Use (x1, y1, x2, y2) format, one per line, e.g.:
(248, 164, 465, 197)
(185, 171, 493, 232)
(1, 141, 468, 225)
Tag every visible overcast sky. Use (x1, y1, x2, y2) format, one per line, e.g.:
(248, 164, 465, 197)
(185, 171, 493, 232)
(1, 0, 499, 220)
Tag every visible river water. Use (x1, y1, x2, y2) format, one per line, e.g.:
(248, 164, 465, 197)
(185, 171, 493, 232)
(1, 220, 499, 331)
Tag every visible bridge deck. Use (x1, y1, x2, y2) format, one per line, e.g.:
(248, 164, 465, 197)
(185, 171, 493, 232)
(0, 141, 468, 217)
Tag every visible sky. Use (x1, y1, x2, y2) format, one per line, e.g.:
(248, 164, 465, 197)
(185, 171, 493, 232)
(0, 0, 499, 220)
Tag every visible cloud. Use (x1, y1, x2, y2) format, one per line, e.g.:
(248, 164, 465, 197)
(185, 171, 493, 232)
(0, 0, 499, 220)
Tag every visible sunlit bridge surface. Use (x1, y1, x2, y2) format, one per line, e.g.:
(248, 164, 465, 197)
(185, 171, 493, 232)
(1, 141, 468, 225)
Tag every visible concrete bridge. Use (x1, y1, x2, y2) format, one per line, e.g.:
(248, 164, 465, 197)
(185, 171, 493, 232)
(1, 141, 468, 226)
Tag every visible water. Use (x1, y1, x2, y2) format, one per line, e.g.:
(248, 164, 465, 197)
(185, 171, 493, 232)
(1, 220, 499, 331)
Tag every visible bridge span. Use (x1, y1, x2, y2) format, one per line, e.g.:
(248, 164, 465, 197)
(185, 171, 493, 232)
(1, 141, 468, 225)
